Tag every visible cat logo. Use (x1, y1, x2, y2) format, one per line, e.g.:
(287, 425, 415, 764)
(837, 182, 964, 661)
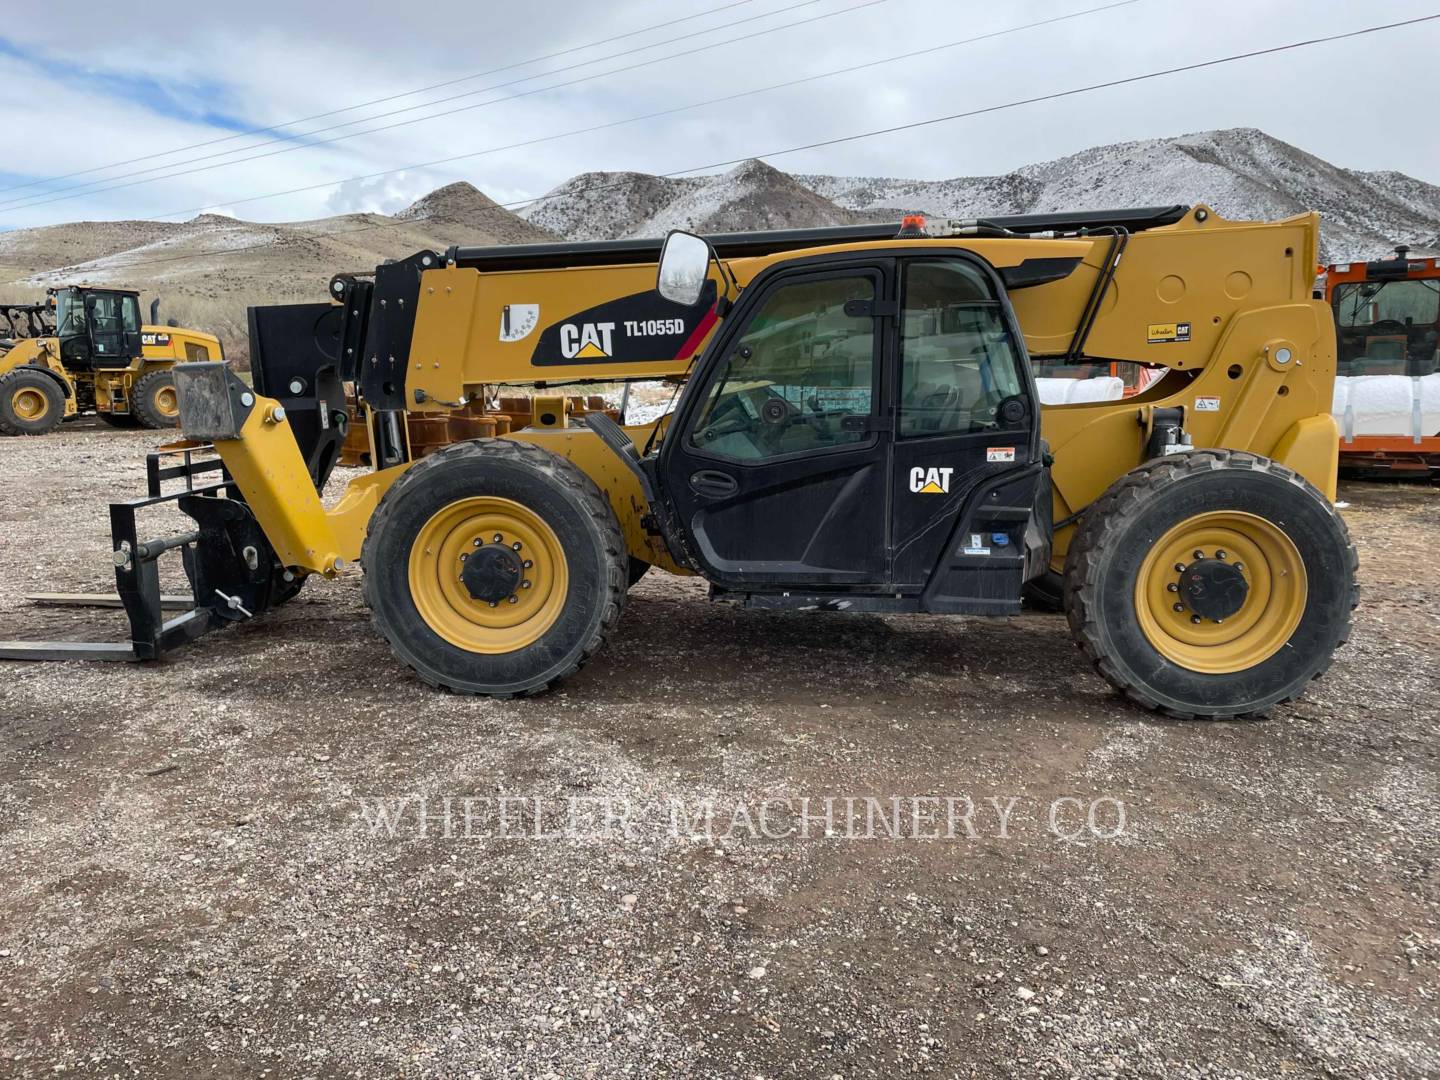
(560, 321, 616, 359)
(909, 465, 954, 494)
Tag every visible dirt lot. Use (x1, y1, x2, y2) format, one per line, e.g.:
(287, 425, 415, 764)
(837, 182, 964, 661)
(0, 424, 1437, 1079)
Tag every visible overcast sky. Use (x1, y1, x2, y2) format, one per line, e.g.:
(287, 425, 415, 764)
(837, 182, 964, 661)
(0, 0, 1435, 230)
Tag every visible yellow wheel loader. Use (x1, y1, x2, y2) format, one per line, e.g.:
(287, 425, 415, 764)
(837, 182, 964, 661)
(0, 206, 1358, 719)
(0, 285, 222, 435)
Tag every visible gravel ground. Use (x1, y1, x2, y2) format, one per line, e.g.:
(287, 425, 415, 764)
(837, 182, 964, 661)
(0, 423, 1437, 1079)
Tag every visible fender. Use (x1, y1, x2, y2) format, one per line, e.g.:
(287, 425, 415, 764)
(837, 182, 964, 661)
(0, 342, 75, 400)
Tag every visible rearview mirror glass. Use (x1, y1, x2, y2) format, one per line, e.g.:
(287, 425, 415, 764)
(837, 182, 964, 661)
(657, 230, 711, 307)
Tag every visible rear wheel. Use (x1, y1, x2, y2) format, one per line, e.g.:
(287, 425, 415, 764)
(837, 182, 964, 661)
(131, 370, 180, 429)
(1064, 450, 1357, 719)
(0, 369, 64, 435)
(362, 438, 626, 696)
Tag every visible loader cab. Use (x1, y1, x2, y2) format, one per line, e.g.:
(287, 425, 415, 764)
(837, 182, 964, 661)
(50, 286, 144, 370)
(652, 232, 1047, 613)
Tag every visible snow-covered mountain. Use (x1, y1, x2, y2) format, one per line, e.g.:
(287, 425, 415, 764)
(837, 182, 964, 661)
(520, 128, 1440, 261)
(522, 160, 862, 241)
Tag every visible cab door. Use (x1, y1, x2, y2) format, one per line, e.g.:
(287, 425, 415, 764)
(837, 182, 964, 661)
(84, 292, 128, 365)
(889, 256, 1042, 599)
(658, 261, 893, 589)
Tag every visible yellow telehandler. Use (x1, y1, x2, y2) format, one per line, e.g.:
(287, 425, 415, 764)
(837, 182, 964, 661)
(0, 206, 1357, 719)
(0, 285, 222, 435)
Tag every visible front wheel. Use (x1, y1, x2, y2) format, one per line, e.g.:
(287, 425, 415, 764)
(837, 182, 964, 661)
(362, 438, 627, 696)
(0, 368, 64, 435)
(1064, 450, 1357, 719)
(131, 370, 180, 429)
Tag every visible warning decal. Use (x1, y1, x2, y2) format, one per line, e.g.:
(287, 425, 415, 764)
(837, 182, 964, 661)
(986, 447, 1016, 463)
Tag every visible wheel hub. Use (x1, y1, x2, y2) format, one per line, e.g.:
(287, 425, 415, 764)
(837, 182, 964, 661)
(1135, 511, 1307, 674)
(13, 387, 47, 420)
(407, 496, 566, 655)
(1177, 556, 1248, 622)
(461, 541, 525, 604)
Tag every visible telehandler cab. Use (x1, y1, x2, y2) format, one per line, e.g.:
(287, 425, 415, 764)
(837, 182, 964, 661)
(0, 285, 222, 435)
(0, 206, 1358, 719)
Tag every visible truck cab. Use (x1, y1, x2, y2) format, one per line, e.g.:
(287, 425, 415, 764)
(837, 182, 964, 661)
(1325, 248, 1440, 474)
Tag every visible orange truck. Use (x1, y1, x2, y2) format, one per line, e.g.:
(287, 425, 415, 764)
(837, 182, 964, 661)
(1323, 246, 1440, 475)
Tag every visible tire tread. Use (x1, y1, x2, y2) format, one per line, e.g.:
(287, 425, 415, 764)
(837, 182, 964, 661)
(1063, 450, 1359, 720)
(361, 437, 627, 697)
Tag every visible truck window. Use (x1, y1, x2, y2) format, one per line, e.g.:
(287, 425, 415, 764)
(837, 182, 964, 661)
(899, 259, 1024, 437)
(689, 274, 876, 461)
(1332, 279, 1440, 375)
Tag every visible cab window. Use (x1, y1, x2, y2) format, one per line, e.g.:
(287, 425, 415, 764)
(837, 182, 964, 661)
(689, 274, 876, 461)
(899, 260, 1024, 437)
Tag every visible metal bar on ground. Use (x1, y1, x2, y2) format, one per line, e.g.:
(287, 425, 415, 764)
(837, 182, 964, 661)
(23, 593, 194, 611)
(0, 641, 139, 662)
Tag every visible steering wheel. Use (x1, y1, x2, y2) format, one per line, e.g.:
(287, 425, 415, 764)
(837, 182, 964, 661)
(759, 396, 793, 426)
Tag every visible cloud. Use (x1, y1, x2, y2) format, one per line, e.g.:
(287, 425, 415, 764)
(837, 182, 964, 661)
(324, 171, 449, 216)
(0, 0, 1435, 231)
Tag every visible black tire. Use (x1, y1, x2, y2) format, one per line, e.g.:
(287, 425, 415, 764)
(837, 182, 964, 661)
(131, 370, 180, 429)
(1064, 450, 1358, 720)
(0, 368, 65, 435)
(1022, 570, 1064, 612)
(362, 438, 627, 696)
(628, 557, 650, 589)
(97, 411, 140, 428)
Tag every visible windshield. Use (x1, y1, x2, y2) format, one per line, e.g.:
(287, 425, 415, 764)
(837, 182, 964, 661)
(1334, 279, 1440, 327)
(53, 289, 84, 337)
(1332, 278, 1440, 376)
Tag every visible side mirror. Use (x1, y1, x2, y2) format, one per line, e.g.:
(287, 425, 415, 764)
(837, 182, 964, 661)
(657, 230, 712, 307)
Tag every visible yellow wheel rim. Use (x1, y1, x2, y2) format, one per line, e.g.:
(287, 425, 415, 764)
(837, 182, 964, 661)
(408, 496, 568, 654)
(153, 383, 179, 419)
(1135, 511, 1307, 674)
(12, 386, 49, 421)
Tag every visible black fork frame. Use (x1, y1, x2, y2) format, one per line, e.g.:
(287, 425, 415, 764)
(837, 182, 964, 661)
(0, 446, 229, 662)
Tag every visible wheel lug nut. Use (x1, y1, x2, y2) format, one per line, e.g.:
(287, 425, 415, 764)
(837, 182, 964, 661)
(522, 559, 533, 569)
(1190, 615, 1202, 624)
(460, 552, 468, 561)
(473, 538, 482, 547)
(511, 541, 522, 551)
(493, 533, 503, 543)
(1174, 563, 1186, 573)
(1234, 563, 1244, 572)
(508, 595, 519, 604)
(1193, 550, 1205, 560)
(1215, 550, 1227, 559)
(1172, 603, 1184, 612)
(488, 601, 498, 608)
(1167, 582, 1178, 593)
(521, 580, 532, 589)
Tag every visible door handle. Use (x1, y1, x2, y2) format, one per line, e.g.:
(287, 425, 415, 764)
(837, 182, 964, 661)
(689, 469, 738, 498)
